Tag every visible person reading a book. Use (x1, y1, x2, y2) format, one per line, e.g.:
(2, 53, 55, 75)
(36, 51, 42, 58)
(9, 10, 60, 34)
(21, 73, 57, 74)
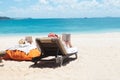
(48, 33, 72, 48)
(48, 33, 78, 54)
(25, 36, 33, 44)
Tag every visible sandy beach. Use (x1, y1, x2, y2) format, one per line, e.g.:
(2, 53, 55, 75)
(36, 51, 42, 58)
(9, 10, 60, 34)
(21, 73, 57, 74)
(0, 33, 120, 80)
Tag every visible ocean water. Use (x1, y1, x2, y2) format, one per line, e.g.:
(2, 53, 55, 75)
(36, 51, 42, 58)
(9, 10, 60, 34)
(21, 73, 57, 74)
(0, 17, 120, 35)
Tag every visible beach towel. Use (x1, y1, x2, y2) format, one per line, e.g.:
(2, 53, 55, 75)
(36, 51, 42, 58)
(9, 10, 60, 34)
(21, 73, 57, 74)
(7, 43, 37, 54)
(3, 49, 41, 61)
(3, 43, 41, 61)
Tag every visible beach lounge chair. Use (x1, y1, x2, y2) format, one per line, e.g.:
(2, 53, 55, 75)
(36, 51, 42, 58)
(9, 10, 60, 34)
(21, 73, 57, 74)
(32, 37, 78, 66)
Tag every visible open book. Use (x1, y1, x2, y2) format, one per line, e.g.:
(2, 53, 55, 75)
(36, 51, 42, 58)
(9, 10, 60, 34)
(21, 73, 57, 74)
(62, 34, 71, 41)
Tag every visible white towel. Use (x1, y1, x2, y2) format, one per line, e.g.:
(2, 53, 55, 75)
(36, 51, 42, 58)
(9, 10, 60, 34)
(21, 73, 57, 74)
(66, 47, 78, 54)
(7, 43, 36, 54)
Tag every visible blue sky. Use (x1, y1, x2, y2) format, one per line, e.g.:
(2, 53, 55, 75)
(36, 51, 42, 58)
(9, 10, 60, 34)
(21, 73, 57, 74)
(0, 0, 120, 18)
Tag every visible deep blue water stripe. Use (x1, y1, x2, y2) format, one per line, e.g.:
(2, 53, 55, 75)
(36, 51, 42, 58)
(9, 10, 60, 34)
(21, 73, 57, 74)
(0, 18, 120, 34)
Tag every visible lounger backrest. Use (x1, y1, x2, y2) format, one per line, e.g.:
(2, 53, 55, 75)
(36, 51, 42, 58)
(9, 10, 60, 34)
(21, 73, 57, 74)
(55, 38, 67, 55)
(36, 37, 67, 56)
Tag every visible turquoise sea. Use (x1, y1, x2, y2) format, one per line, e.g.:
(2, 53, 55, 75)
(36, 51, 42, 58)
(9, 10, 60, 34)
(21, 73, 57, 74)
(0, 17, 120, 36)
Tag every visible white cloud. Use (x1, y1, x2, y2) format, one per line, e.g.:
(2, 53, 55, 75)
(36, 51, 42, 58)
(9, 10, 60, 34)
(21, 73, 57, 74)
(14, 0, 23, 2)
(39, 0, 48, 4)
(4, 0, 120, 18)
(6, 7, 27, 17)
(104, 0, 120, 8)
(14, 0, 30, 2)
(0, 11, 3, 15)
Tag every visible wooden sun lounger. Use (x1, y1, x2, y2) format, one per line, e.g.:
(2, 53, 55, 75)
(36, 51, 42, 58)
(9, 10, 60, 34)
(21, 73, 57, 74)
(32, 37, 78, 66)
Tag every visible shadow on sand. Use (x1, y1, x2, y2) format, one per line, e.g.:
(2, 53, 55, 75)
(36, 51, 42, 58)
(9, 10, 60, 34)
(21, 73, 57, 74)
(29, 58, 77, 68)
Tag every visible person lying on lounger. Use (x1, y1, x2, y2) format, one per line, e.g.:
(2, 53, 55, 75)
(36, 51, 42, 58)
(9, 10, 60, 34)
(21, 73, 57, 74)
(48, 33, 77, 54)
(48, 32, 72, 48)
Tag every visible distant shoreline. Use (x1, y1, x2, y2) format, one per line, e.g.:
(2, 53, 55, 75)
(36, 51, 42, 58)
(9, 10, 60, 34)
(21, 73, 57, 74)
(0, 16, 12, 20)
(0, 16, 120, 20)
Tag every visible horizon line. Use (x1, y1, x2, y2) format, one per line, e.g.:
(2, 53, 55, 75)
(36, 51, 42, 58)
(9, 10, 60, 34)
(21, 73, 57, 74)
(1, 16, 120, 20)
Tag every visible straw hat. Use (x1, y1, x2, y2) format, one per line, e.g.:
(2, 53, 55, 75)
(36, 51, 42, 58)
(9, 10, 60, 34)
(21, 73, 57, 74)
(18, 39, 25, 44)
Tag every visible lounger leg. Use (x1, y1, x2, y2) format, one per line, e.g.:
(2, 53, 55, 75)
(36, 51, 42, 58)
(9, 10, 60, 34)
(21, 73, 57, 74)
(59, 57, 63, 67)
(56, 57, 59, 63)
(34, 61, 38, 65)
(75, 53, 78, 59)
(56, 56, 63, 67)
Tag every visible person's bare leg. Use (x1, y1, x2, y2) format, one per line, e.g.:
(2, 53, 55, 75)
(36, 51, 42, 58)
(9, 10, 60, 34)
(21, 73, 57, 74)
(65, 41, 69, 47)
(68, 41, 72, 48)
(65, 41, 72, 48)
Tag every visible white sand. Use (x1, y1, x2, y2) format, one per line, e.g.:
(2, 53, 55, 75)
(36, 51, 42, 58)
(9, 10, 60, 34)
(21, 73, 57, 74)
(0, 33, 120, 80)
